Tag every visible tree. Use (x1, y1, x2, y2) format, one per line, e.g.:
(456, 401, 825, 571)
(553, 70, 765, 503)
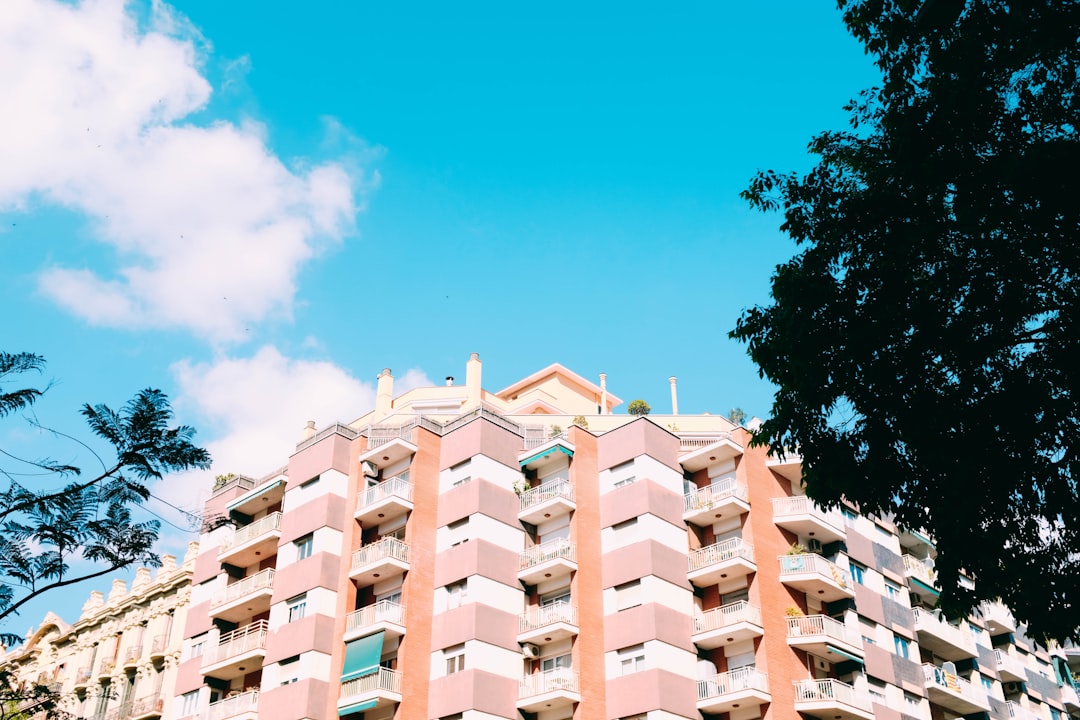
(627, 399, 651, 416)
(727, 408, 747, 426)
(731, 0, 1080, 642)
(0, 353, 211, 654)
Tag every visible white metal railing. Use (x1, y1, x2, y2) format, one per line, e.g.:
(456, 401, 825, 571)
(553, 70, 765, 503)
(296, 423, 358, 452)
(523, 432, 568, 450)
(366, 420, 418, 448)
(698, 667, 769, 700)
(694, 601, 761, 634)
(359, 473, 413, 509)
(130, 694, 163, 718)
(778, 553, 850, 588)
(352, 537, 410, 570)
(903, 554, 937, 585)
(150, 635, 167, 655)
(772, 496, 844, 528)
(520, 538, 576, 569)
(786, 615, 860, 646)
(519, 602, 578, 633)
(207, 690, 258, 720)
(211, 475, 256, 497)
(340, 667, 402, 699)
(519, 479, 575, 512)
(123, 645, 143, 664)
(689, 538, 755, 572)
(995, 649, 1028, 676)
(679, 432, 737, 452)
(793, 678, 871, 710)
(443, 404, 525, 437)
(913, 608, 975, 650)
(203, 620, 268, 667)
(1007, 701, 1042, 720)
(684, 478, 748, 513)
(519, 668, 580, 697)
(211, 568, 275, 608)
(923, 663, 987, 704)
(346, 600, 406, 634)
(220, 512, 282, 553)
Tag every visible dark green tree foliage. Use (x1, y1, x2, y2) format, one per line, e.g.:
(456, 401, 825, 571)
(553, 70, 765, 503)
(732, 0, 1080, 641)
(0, 354, 210, 657)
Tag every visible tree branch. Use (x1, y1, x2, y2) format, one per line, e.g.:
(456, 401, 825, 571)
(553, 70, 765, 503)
(0, 561, 130, 624)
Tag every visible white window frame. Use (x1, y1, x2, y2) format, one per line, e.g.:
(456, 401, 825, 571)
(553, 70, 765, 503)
(444, 644, 465, 675)
(446, 580, 468, 609)
(618, 644, 646, 675)
(287, 594, 307, 622)
(295, 534, 314, 561)
(615, 580, 641, 611)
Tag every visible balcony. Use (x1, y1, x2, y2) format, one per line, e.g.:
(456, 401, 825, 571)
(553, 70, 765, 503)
(148, 635, 168, 661)
(683, 478, 749, 527)
(679, 433, 743, 472)
(793, 679, 874, 720)
(518, 538, 577, 585)
(517, 602, 579, 645)
(687, 538, 756, 587)
(344, 600, 407, 643)
(350, 537, 410, 586)
(217, 512, 282, 567)
(1007, 701, 1043, 720)
(772, 496, 845, 544)
(902, 554, 939, 595)
(912, 608, 977, 660)
(692, 601, 763, 649)
(517, 668, 581, 712)
(785, 615, 864, 661)
(122, 644, 143, 668)
(995, 649, 1029, 683)
(130, 694, 164, 720)
(518, 479, 576, 525)
(355, 473, 414, 527)
(982, 600, 1017, 634)
(697, 667, 771, 714)
(207, 690, 259, 720)
(1061, 684, 1080, 712)
(923, 663, 990, 714)
(210, 568, 275, 623)
(72, 667, 92, 690)
(201, 620, 268, 679)
(778, 554, 854, 603)
(97, 659, 115, 679)
(338, 668, 403, 715)
(359, 434, 417, 470)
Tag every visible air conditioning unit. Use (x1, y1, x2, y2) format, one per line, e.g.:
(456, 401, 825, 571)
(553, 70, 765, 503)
(361, 461, 379, 478)
(521, 643, 541, 658)
(1004, 682, 1024, 695)
(807, 538, 823, 554)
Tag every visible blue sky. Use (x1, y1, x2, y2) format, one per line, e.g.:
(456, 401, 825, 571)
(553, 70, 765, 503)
(0, 0, 879, 629)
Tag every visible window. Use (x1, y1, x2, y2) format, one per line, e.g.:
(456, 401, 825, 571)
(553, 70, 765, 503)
(894, 634, 910, 659)
(295, 534, 313, 561)
(842, 508, 857, 527)
(180, 691, 199, 717)
(446, 580, 468, 609)
(850, 562, 866, 585)
(287, 594, 307, 622)
(444, 644, 465, 675)
(542, 653, 572, 672)
(721, 587, 750, 605)
(884, 579, 900, 599)
(541, 587, 570, 606)
(188, 636, 206, 660)
(612, 517, 638, 532)
(448, 518, 469, 547)
(903, 692, 921, 712)
(613, 476, 637, 488)
(980, 676, 992, 690)
(618, 644, 646, 675)
(615, 580, 641, 611)
(278, 655, 300, 685)
(300, 475, 320, 489)
(1050, 709, 1062, 720)
(611, 517, 640, 544)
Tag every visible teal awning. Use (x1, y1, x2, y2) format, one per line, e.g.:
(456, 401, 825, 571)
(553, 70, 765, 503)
(339, 700, 378, 716)
(520, 444, 573, 467)
(910, 578, 941, 597)
(342, 631, 385, 682)
(827, 644, 865, 664)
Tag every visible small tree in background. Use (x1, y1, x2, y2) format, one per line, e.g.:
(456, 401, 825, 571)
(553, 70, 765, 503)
(727, 408, 747, 426)
(627, 399, 651, 416)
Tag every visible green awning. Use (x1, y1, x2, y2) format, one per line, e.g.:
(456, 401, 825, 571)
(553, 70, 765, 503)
(342, 631, 385, 682)
(910, 578, 941, 597)
(520, 444, 573, 467)
(827, 644, 865, 664)
(338, 700, 378, 717)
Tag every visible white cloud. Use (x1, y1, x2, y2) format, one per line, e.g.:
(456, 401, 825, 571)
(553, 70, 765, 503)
(0, 0, 373, 342)
(152, 347, 430, 535)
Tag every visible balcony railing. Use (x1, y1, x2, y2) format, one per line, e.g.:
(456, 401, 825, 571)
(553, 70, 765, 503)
(220, 512, 281, 553)
(684, 478, 748, 513)
(772, 495, 844, 526)
(130, 694, 164, 718)
(913, 608, 975, 650)
(695, 601, 761, 634)
(346, 600, 406, 634)
(359, 473, 412, 508)
(520, 538, 576, 569)
(786, 615, 858, 645)
(150, 635, 167, 655)
(211, 568, 275, 608)
(679, 432, 735, 452)
(207, 690, 258, 720)
(340, 667, 402, 698)
(204, 620, 268, 666)
(519, 668, 580, 697)
(923, 663, 987, 704)
(366, 420, 418, 448)
(211, 474, 256, 497)
(688, 538, 755, 572)
(519, 479, 575, 512)
(1007, 701, 1042, 720)
(519, 602, 578, 633)
(903, 555, 937, 586)
(75, 667, 92, 684)
(778, 553, 850, 586)
(793, 678, 871, 710)
(352, 537, 410, 570)
(123, 645, 143, 665)
(97, 659, 115, 676)
(698, 667, 769, 700)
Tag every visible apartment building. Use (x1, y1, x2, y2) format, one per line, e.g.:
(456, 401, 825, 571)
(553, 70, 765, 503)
(7, 354, 1080, 720)
(1, 543, 197, 719)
